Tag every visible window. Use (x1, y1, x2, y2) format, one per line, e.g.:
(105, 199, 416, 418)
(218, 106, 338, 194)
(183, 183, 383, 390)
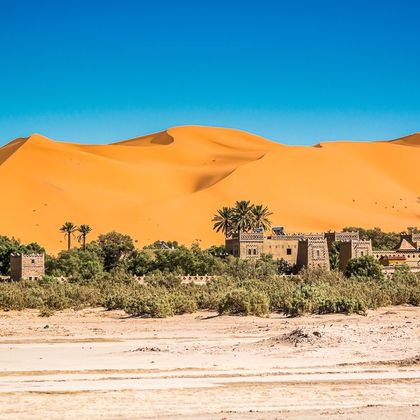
(248, 249, 252, 255)
(286, 248, 292, 255)
(31, 259, 35, 264)
(360, 251, 364, 256)
(316, 250, 320, 258)
(253, 249, 257, 255)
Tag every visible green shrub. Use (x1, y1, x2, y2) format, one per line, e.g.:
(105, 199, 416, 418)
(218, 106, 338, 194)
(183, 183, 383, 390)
(103, 287, 129, 310)
(317, 297, 367, 315)
(409, 288, 420, 306)
(39, 307, 54, 317)
(218, 289, 250, 315)
(124, 292, 175, 318)
(283, 285, 319, 317)
(0, 257, 419, 318)
(43, 287, 69, 310)
(171, 292, 198, 314)
(0, 284, 26, 310)
(218, 288, 269, 317)
(345, 256, 385, 281)
(249, 290, 270, 317)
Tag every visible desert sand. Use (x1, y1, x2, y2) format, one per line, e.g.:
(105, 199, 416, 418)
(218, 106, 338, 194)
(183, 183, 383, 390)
(1, 126, 420, 252)
(0, 306, 419, 418)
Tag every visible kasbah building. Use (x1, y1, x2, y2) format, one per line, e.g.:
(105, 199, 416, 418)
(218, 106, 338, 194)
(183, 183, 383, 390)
(225, 227, 420, 274)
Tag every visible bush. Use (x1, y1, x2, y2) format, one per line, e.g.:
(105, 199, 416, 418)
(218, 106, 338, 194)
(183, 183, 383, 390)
(218, 289, 250, 315)
(317, 297, 367, 315)
(218, 288, 269, 317)
(345, 256, 385, 281)
(409, 288, 420, 306)
(0, 284, 26, 310)
(0, 256, 418, 318)
(249, 290, 270, 317)
(39, 307, 54, 317)
(124, 291, 175, 318)
(103, 287, 129, 310)
(171, 292, 198, 314)
(283, 285, 319, 317)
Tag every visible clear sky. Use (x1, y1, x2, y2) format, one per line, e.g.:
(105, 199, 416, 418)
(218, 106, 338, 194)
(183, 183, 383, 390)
(0, 0, 419, 146)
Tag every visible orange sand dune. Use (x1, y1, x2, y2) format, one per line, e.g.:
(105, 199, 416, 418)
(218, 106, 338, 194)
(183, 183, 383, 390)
(0, 125, 419, 252)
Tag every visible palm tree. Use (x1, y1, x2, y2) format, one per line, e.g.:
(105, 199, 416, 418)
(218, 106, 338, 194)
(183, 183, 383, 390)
(232, 200, 255, 234)
(212, 207, 234, 237)
(77, 224, 92, 250)
(252, 204, 273, 231)
(60, 222, 78, 251)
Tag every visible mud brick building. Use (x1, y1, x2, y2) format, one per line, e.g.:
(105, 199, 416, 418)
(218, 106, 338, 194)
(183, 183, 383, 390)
(371, 232, 420, 273)
(226, 228, 420, 273)
(10, 254, 45, 281)
(225, 229, 341, 271)
(339, 240, 373, 271)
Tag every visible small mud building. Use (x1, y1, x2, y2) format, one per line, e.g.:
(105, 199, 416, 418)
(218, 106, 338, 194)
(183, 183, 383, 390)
(10, 254, 45, 281)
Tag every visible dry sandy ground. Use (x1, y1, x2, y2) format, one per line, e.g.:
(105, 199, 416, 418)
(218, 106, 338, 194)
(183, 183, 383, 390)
(0, 306, 419, 419)
(1, 125, 420, 251)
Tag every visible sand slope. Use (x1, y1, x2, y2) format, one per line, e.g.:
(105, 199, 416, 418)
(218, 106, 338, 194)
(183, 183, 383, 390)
(0, 125, 419, 251)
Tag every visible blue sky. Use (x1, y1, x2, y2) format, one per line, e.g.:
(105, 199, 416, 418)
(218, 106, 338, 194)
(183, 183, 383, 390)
(0, 0, 419, 146)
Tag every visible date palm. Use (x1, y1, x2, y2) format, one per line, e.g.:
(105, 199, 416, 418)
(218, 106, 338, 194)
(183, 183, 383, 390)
(252, 204, 273, 231)
(60, 222, 78, 250)
(232, 200, 256, 234)
(212, 207, 234, 237)
(77, 224, 92, 250)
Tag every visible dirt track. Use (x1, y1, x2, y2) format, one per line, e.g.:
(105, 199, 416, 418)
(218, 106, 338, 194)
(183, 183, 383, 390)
(0, 306, 419, 418)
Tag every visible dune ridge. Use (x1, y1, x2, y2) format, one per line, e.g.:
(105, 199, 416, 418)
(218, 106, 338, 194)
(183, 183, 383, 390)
(0, 125, 419, 251)
(388, 133, 420, 147)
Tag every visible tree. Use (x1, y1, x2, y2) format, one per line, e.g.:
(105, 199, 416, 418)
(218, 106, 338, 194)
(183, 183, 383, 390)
(150, 245, 225, 275)
(344, 255, 385, 281)
(77, 224, 92, 250)
(46, 248, 103, 281)
(60, 222, 78, 251)
(212, 207, 234, 237)
(127, 250, 152, 276)
(98, 231, 135, 271)
(231, 200, 255, 234)
(212, 201, 273, 236)
(207, 245, 227, 256)
(252, 204, 273, 231)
